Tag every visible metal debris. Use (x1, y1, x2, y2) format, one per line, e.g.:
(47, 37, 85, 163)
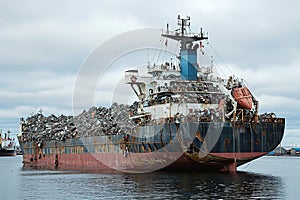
(20, 103, 135, 142)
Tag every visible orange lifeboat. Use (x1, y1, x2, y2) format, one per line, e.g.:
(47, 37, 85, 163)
(232, 87, 253, 110)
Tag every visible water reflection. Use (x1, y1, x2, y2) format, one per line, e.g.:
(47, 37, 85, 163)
(118, 171, 285, 199)
(19, 167, 285, 199)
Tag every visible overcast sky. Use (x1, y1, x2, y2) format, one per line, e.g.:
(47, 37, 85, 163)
(1, 0, 299, 146)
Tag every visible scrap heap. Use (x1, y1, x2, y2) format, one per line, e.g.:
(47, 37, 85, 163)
(20, 103, 135, 142)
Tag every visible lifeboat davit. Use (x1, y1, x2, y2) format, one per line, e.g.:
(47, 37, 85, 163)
(232, 87, 253, 110)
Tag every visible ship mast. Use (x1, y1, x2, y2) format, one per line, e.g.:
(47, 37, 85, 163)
(162, 15, 208, 81)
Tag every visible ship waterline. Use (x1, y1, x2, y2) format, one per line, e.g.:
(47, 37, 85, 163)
(0, 149, 16, 157)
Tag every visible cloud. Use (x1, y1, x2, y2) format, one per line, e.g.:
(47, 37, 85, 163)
(0, 0, 299, 145)
(190, 1, 300, 70)
(0, 70, 75, 108)
(0, 1, 146, 71)
(281, 129, 300, 147)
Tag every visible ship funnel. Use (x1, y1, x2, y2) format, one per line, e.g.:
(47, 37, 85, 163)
(161, 15, 208, 81)
(180, 47, 198, 81)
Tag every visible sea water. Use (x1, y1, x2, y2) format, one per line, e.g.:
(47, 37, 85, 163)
(0, 155, 299, 199)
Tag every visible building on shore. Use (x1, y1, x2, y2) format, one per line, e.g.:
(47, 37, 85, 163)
(290, 148, 300, 156)
(268, 146, 287, 156)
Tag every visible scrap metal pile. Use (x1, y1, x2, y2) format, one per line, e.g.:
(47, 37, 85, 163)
(20, 103, 135, 142)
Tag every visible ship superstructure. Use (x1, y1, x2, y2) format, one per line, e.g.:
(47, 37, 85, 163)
(125, 15, 259, 126)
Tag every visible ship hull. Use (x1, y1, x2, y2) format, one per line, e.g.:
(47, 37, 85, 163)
(0, 149, 16, 157)
(18, 119, 285, 172)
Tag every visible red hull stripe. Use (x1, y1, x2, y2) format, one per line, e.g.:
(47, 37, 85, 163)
(23, 151, 267, 172)
(209, 152, 267, 159)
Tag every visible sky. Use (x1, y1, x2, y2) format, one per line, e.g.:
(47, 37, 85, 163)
(0, 0, 299, 146)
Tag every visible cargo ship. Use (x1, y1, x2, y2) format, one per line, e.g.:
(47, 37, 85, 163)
(18, 16, 285, 172)
(0, 130, 16, 156)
